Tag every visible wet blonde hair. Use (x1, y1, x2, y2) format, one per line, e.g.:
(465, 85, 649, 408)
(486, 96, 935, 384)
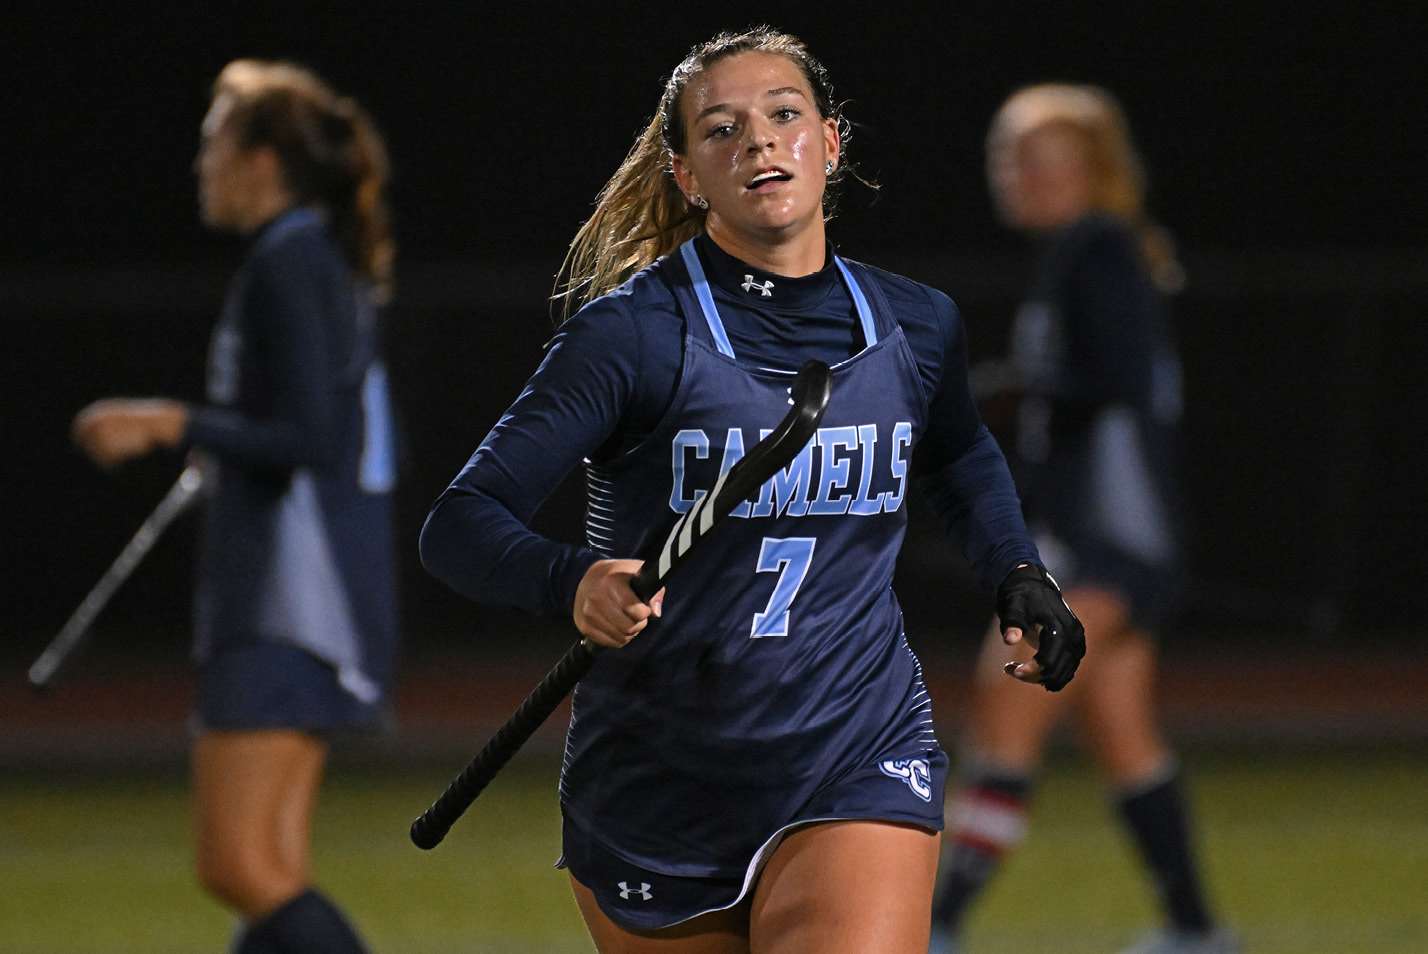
(214, 60, 395, 301)
(554, 27, 854, 319)
(989, 83, 1182, 292)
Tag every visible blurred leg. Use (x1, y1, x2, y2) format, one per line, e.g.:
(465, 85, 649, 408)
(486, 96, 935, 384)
(192, 729, 326, 918)
(933, 586, 1133, 944)
(1066, 599, 1169, 786)
(929, 760, 1032, 950)
(961, 614, 1075, 770)
(1062, 595, 1223, 944)
(194, 730, 372, 952)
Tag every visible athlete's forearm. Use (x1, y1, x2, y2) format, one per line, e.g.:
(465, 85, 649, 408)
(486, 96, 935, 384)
(915, 425, 1039, 591)
(184, 404, 337, 469)
(420, 486, 601, 618)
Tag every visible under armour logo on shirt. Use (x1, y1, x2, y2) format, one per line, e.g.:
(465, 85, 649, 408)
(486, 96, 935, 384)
(742, 275, 774, 297)
(618, 881, 653, 901)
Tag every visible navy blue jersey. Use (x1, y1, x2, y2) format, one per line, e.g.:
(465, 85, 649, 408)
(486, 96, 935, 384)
(421, 234, 1039, 879)
(1008, 212, 1181, 616)
(188, 206, 398, 712)
(562, 241, 946, 877)
(421, 233, 1036, 615)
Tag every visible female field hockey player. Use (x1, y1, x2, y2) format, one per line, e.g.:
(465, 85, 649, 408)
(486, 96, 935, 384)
(72, 60, 398, 954)
(929, 84, 1238, 954)
(420, 28, 1083, 954)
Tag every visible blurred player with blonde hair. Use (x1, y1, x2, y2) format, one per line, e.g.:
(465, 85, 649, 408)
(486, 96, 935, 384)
(929, 84, 1237, 954)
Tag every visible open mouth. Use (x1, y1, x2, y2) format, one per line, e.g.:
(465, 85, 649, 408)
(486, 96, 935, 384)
(746, 169, 792, 189)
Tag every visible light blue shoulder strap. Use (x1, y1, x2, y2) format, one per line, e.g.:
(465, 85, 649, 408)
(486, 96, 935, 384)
(834, 258, 878, 348)
(679, 241, 736, 358)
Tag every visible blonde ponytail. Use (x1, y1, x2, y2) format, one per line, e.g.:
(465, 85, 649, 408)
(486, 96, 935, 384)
(554, 115, 703, 320)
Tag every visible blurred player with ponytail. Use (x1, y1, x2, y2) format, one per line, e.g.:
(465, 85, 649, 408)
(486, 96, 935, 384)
(73, 59, 397, 954)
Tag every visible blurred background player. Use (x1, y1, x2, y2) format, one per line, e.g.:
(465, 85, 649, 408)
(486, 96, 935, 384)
(929, 84, 1238, 954)
(420, 27, 1083, 954)
(71, 59, 398, 954)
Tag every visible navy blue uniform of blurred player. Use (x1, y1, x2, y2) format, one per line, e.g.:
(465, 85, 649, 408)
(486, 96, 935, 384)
(73, 60, 396, 954)
(189, 207, 397, 733)
(419, 29, 1082, 954)
(929, 84, 1238, 954)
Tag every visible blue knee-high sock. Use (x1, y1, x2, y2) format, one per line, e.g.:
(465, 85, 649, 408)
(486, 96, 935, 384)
(1116, 765, 1214, 933)
(233, 889, 370, 954)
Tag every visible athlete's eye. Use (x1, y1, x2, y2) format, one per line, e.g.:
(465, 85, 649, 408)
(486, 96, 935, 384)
(706, 122, 735, 139)
(773, 106, 801, 122)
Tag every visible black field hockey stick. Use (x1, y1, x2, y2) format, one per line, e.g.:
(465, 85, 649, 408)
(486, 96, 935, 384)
(410, 359, 834, 849)
(28, 464, 204, 689)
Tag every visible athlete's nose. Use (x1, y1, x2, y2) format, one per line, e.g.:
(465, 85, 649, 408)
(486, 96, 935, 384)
(744, 116, 776, 152)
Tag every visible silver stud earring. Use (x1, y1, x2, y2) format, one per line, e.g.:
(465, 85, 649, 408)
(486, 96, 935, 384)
(826, 160, 835, 175)
(693, 194, 709, 210)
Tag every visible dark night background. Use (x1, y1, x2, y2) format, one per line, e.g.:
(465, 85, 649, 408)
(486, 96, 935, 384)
(3, 2, 1425, 674)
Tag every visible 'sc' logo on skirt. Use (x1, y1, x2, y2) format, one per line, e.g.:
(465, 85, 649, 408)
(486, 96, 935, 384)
(878, 757, 933, 801)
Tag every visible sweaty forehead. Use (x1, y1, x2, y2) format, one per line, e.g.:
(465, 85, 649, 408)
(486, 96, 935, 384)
(684, 52, 811, 114)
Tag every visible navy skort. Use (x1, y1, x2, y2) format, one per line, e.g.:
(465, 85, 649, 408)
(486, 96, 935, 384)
(194, 638, 384, 735)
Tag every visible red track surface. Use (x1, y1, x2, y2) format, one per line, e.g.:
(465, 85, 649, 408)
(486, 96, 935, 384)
(4, 645, 1424, 763)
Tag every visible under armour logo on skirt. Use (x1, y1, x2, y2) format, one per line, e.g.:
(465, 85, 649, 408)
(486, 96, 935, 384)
(618, 881, 653, 901)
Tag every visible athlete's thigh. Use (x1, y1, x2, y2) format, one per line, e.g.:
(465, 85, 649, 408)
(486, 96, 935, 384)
(748, 820, 938, 954)
(1070, 624, 1170, 785)
(964, 582, 1141, 764)
(192, 729, 328, 863)
(964, 620, 1069, 766)
(570, 874, 750, 954)
(272, 735, 328, 876)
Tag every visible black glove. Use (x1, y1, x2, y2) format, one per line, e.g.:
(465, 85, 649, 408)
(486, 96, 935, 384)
(996, 564, 1085, 691)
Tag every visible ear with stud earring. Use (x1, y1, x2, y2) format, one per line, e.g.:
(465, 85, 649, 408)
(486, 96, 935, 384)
(826, 160, 835, 175)
(691, 194, 709, 210)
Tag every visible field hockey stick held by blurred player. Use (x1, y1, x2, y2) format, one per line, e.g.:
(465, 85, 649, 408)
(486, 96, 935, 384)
(410, 360, 834, 849)
(28, 464, 204, 689)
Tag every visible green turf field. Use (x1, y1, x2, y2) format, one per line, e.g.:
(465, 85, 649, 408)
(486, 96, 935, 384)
(1, 746, 1424, 954)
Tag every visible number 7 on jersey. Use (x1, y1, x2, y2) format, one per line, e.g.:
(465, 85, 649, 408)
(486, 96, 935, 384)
(751, 536, 816, 638)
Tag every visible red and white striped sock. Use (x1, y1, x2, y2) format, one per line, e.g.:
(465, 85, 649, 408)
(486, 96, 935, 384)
(931, 767, 1033, 935)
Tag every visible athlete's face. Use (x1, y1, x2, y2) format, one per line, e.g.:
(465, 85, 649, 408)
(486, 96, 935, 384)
(195, 94, 279, 232)
(987, 123, 1092, 232)
(671, 52, 839, 258)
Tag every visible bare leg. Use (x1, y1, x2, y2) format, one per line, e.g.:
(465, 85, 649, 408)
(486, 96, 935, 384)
(192, 729, 328, 919)
(944, 585, 1225, 950)
(750, 820, 939, 954)
(570, 875, 749, 954)
(1060, 601, 1221, 945)
(569, 820, 937, 954)
(963, 584, 1141, 770)
(933, 586, 1148, 944)
(1068, 615, 1170, 788)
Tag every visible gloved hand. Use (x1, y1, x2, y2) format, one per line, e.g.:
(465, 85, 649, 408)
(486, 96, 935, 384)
(996, 564, 1085, 691)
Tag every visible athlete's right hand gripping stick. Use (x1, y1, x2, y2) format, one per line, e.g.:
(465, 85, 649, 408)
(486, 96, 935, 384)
(410, 360, 834, 849)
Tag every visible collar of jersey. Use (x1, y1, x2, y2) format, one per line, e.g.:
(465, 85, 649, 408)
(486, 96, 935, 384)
(249, 204, 326, 249)
(694, 233, 841, 312)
